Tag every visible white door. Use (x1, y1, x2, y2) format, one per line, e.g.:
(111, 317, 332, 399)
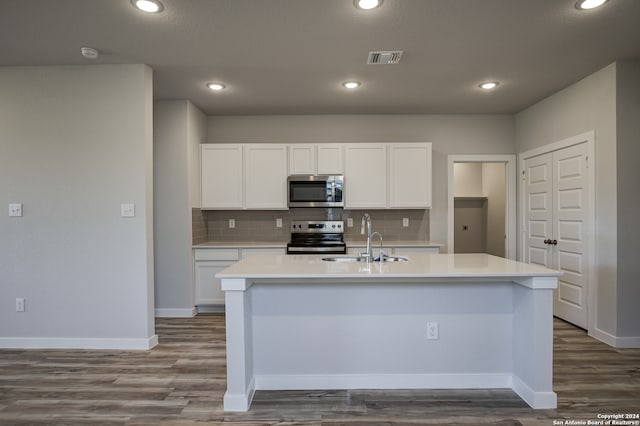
(524, 143, 589, 328)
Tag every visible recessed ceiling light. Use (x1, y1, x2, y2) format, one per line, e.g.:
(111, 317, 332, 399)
(131, 0, 164, 13)
(575, 0, 608, 10)
(479, 81, 499, 90)
(354, 0, 383, 10)
(206, 83, 226, 91)
(343, 81, 361, 89)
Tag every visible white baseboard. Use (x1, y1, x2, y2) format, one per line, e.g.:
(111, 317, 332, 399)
(511, 375, 557, 409)
(590, 327, 640, 348)
(255, 373, 512, 391)
(223, 377, 256, 412)
(155, 307, 197, 318)
(0, 334, 158, 350)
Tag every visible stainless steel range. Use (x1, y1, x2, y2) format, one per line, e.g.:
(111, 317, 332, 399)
(286, 220, 346, 254)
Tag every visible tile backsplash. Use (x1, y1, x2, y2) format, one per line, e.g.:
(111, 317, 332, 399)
(193, 208, 429, 244)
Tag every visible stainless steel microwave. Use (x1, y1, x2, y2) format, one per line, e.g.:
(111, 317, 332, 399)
(287, 175, 344, 208)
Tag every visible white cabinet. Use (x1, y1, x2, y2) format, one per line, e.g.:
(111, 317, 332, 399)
(201, 144, 287, 210)
(317, 144, 344, 174)
(244, 145, 288, 209)
(201, 144, 243, 209)
(288, 144, 316, 175)
(345, 142, 432, 209)
(389, 143, 432, 208)
(288, 144, 344, 175)
(344, 143, 388, 208)
(241, 247, 285, 258)
(193, 249, 240, 306)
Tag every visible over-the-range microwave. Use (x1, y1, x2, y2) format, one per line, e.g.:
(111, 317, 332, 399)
(287, 175, 344, 208)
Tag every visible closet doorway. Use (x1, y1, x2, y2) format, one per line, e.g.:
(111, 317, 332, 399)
(447, 155, 516, 258)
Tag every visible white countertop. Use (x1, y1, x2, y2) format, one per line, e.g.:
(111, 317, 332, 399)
(216, 253, 560, 281)
(194, 240, 443, 249)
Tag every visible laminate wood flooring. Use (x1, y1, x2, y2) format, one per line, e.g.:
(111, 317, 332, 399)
(1, 315, 638, 425)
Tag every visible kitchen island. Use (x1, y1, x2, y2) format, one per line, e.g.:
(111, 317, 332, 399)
(216, 253, 560, 412)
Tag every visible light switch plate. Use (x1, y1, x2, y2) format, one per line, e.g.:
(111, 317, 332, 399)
(9, 203, 23, 217)
(120, 203, 135, 217)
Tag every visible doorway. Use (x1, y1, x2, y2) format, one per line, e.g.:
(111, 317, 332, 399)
(447, 155, 516, 258)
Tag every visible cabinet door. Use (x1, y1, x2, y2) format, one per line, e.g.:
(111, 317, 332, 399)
(244, 144, 288, 209)
(389, 143, 432, 208)
(344, 144, 387, 208)
(317, 144, 344, 175)
(201, 144, 243, 209)
(194, 261, 230, 305)
(288, 144, 316, 175)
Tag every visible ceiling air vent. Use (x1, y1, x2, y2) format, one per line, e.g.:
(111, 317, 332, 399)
(367, 50, 403, 65)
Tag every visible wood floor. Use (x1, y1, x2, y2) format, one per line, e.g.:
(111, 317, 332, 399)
(1, 315, 639, 425)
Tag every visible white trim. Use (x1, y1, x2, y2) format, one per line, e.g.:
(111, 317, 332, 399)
(223, 377, 256, 412)
(155, 308, 197, 318)
(447, 154, 517, 259)
(590, 327, 640, 348)
(511, 375, 558, 409)
(0, 335, 159, 350)
(255, 373, 512, 391)
(518, 131, 596, 337)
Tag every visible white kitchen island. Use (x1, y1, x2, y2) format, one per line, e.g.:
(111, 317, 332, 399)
(216, 253, 561, 412)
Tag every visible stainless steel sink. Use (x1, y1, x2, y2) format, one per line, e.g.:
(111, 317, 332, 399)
(322, 255, 408, 263)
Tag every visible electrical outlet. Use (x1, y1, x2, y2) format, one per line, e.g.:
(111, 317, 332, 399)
(426, 322, 439, 340)
(120, 203, 135, 217)
(16, 298, 25, 312)
(402, 217, 409, 227)
(276, 218, 283, 228)
(9, 203, 23, 217)
(229, 218, 235, 229)
(347, 217, 353, 227)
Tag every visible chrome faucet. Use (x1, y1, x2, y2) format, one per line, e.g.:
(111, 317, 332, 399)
(360, 213, 384, 261)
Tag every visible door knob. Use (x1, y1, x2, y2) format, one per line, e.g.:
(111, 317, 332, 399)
(543, 239, 550, 245)
(552, 239, 558, 245)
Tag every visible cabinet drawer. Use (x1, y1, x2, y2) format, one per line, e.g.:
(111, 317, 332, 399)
(194, 248, 240, 261)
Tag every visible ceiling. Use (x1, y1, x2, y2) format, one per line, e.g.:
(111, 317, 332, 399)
(1, 0, 639, 115)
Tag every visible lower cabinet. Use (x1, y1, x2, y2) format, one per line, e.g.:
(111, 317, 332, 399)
(193, 249, 240, 307)
(193, 247, 285, 308)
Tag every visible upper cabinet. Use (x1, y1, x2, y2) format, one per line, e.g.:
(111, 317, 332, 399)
(288, 144, 344, 175)
(344, 143, 388, 209)
(202, 142, 430, 210)
(345, 142, 432, 209)
(201, 144, 243, 209)
(389, 143, 432, 208)
(200, 144, 287, 210)
(244, 144, 288, 209)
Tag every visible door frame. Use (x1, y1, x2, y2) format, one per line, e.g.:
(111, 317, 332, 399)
(518, 131, 596, 332)
(447, 155, 517, 259)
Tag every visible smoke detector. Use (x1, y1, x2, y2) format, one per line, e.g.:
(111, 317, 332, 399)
(367, 50, 403, 65)
(81, 47, 99, 60)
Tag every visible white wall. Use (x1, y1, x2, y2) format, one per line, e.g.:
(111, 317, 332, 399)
(615, 60, 640, 340)
(207, 114, 515, 244)
(515, 64, 619, 340)
(0, 65, 156, 349)
(154, 100, 206, 316)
